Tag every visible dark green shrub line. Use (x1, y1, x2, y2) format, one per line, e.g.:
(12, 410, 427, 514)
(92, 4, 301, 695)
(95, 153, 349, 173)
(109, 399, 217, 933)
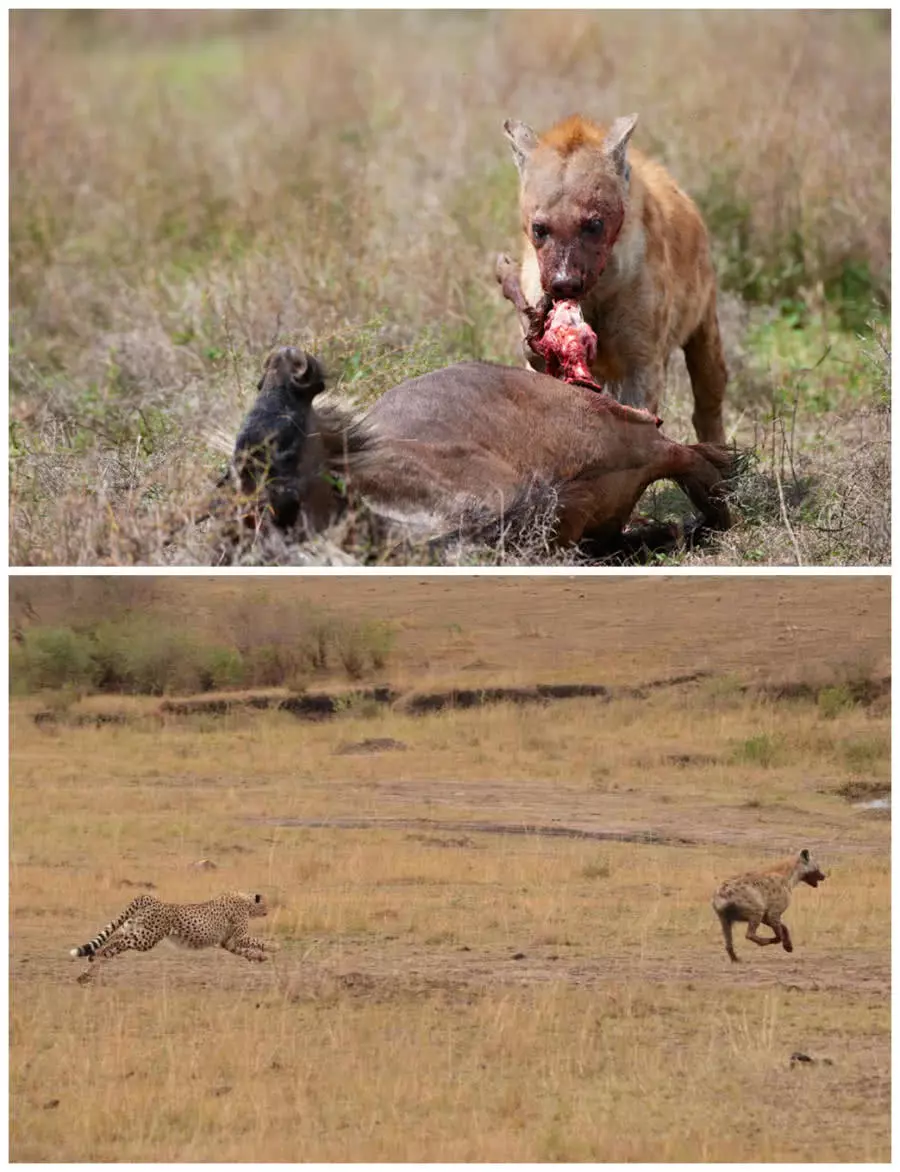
(10, 613, 396, 696)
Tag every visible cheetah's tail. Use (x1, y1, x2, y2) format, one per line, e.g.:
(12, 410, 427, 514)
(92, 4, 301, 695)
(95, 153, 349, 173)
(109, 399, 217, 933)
(69, 899, 140, 959)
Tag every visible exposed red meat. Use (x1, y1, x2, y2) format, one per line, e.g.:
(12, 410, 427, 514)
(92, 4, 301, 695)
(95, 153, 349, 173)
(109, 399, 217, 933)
(530, 300, 662, 427)
(529, 299, 598, 386)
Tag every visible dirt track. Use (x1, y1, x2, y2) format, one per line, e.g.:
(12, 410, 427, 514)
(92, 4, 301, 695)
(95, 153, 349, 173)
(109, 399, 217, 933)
(23, 921, 888, 1003)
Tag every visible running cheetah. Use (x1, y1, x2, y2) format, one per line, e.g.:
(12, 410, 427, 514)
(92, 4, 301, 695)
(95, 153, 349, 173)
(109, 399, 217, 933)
(712, 849, 826, 962)
(70, 891, 275, 983)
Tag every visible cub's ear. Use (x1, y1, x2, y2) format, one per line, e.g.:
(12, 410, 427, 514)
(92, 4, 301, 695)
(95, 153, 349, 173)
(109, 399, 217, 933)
(503, 119, 539, 176)
(254, 893, 263, 903)
(800, 849, 810, 862)
(605, 113, 638, 176)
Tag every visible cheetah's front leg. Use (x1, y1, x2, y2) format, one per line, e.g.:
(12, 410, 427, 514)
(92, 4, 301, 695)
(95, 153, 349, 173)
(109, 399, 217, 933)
(222, 935, 276, 963)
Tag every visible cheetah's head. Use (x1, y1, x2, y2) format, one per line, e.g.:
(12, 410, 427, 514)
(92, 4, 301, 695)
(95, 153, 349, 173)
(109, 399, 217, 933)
(239, 892, 269, 917)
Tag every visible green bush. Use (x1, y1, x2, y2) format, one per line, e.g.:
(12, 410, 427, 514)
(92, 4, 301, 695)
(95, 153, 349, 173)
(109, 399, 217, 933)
(11, 608, 396, 696)
(733, 733, 781, 768)
(197, 645, 245, 691)
(817, 685, 855, 720)
(11, 626, 98, 691)
(91, 616, 222, 695)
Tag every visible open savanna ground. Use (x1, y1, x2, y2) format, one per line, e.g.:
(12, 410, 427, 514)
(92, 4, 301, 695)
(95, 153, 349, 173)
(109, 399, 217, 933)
(10, 10, 890, 566)
(10, 577, 890, 1161)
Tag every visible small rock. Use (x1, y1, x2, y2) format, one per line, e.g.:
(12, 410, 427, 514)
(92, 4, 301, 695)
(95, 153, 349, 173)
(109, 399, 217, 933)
(512, 952, 526, 961)
(43, 1099, 60, 1110)
(191, 859, 217, 870)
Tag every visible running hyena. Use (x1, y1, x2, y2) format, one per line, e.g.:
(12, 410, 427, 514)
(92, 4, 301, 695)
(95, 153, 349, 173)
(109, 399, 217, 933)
(712, 849, 826, 962)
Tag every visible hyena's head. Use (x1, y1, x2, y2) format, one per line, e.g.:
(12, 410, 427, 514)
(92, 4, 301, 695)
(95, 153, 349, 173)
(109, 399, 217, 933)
(503, 113, 638, 301)
(796, 848, 827, 888)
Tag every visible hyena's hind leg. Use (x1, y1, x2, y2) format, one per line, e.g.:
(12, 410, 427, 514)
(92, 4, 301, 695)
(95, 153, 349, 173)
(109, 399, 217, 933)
(683, 295, 728, 445)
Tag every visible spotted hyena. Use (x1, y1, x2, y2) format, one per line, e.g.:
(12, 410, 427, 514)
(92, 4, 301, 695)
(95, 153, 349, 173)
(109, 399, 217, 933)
(502, 112, 728, 443)
(712, 849, 826, 962)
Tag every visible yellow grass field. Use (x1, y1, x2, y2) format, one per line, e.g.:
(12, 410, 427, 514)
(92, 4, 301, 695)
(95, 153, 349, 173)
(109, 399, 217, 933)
(9, 577, 890, 1161)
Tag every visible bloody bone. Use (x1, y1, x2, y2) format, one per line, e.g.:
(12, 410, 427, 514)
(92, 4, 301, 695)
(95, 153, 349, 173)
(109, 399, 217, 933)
(532, 299, 598, 385)
(496, 253, 661, 427)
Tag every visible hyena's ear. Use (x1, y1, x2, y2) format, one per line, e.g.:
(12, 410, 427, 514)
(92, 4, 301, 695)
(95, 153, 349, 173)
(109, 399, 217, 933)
(800, 848, 810, 862)
(605, 113, 639, 177)
(503, 119, 539, 176)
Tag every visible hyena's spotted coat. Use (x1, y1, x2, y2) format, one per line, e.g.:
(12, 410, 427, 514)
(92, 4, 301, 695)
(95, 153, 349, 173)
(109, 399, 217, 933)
(712, 849, 826, 962)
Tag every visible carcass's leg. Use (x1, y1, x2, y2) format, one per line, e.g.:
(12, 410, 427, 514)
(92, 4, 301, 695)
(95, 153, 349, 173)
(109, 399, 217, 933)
(666, 441, 732, 531)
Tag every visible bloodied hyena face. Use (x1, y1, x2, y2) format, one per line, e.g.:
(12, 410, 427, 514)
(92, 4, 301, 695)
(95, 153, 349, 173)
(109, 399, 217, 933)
(504, 114, 636, 301)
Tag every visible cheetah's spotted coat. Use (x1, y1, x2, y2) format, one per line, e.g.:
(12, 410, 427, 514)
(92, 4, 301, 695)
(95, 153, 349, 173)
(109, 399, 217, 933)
(70, 891, 274, 982)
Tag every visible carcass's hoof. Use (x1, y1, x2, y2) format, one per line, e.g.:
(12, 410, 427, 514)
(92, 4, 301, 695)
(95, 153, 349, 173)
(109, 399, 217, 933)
(495, 253, 516, 283)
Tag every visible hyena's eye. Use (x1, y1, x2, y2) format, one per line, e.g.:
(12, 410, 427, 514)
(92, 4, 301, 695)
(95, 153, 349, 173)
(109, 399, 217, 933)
(582, 218, 605, 236)
(532, 222, 550, 244)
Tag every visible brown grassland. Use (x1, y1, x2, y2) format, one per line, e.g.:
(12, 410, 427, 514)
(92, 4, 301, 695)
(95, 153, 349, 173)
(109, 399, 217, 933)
(9, 577, 890, 1161)
(9, 10, 890, 566)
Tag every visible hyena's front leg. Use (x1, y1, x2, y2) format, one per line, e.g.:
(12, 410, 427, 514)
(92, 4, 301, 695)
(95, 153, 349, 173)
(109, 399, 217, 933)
(745, 915, 780, 947)
(616, 362, 666, 416)
(683, 296, 727, 445)
(765, 914, 793, 953)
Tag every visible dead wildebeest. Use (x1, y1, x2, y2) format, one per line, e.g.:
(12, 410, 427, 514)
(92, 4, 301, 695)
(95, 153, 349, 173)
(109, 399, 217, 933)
(227, 343, 733, 560)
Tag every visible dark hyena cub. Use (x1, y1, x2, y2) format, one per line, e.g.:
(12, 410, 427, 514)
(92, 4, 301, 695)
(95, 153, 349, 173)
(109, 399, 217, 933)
(712, 849, 826, 962)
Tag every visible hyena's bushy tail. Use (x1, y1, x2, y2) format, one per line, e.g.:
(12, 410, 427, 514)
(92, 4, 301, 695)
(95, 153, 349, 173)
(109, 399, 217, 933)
(69, 895, 152, 959)
(714, 902, 739, 962)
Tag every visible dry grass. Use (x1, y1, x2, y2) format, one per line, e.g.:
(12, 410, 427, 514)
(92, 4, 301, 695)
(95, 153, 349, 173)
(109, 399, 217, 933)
(9, 11, 890, 565)
(10, 577, 890, 1161)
